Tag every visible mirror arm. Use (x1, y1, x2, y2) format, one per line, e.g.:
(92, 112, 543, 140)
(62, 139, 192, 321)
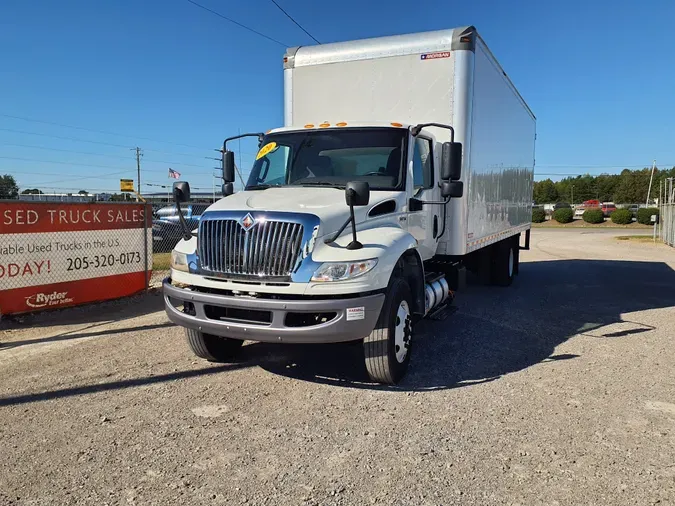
(223, 132, 266, 151)
(175, 199, 196, 242)
(415, 198, 451, 205)
(324, 216, 353, 245)
(411, 123, 455, 142)
(346, 204, 362, 250)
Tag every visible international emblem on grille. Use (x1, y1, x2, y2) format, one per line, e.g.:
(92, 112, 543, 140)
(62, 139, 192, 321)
(239, 213, 256, 231)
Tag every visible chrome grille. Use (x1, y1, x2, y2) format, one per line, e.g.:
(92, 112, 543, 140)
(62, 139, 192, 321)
(199, 219, 304, 278)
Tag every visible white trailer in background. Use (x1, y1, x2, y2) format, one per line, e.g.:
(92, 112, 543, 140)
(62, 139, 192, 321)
(165, 26, 536, 384)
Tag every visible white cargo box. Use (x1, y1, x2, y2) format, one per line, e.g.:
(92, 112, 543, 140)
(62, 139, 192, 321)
(284, 26, 535, 256)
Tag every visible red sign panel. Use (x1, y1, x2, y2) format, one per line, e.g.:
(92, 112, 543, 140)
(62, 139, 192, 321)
(0, 202, 152, 315)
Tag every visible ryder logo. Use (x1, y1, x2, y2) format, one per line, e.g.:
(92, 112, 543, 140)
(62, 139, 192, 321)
(25, 291, 74, 309)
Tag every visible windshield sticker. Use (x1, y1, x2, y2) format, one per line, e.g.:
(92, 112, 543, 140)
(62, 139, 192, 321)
(420, 52, 451, 60)
(256, 142, 278, 160)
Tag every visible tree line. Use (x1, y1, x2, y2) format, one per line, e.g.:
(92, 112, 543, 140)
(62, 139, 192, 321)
(533, 167, 675, 205)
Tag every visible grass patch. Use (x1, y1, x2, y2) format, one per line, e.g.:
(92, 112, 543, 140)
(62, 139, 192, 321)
(615, 235, 657, 243)
(153, 252, 171, 270)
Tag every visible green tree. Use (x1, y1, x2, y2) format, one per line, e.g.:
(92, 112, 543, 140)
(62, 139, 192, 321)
(596, 174, 619, 202)
(533, 178, 559, 204)
(21, 188, 43, 195)
(614, 168, 651, 203)
(0, 174, 19, 199)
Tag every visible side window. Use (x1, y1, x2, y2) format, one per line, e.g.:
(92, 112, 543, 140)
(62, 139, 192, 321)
(412, 137, 433, 193)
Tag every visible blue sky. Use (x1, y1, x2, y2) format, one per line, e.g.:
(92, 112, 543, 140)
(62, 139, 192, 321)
(1, 0, 674, 194)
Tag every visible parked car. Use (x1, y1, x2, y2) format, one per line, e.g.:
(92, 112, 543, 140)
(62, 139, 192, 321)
(626, 204, 640, 217)
(575, 199, 600, 218)
(553, 202, 571, 210)
(152, 204, 209, 252)
(601, 202, 617, 216)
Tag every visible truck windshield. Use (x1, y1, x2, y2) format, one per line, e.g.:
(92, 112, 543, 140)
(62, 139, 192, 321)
(245, 128, 406, 191)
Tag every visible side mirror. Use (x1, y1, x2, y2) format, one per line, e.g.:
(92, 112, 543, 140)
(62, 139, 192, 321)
(173, 181, 190, 203)
(222, 182, 234, 197)
(441, 142, 463, 181)
(223, 151, 236, 183)
(441, 181, 463, 199)
(345, 181, 370, 207)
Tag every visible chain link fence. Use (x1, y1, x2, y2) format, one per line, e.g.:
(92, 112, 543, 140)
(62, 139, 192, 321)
(660, 178, 675, 248)
(149, 201, 207, 285)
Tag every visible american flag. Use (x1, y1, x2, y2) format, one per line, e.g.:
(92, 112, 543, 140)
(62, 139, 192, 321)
(168, 168, 181, 179)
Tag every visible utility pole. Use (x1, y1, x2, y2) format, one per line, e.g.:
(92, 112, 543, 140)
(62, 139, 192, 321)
(238, 127, 243, 190)
(646, 159, 656, 206)
(132, 147, 143, 202)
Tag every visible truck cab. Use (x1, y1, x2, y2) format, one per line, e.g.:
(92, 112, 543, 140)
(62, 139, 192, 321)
(165, 122, 462, 384)
(164, 26, 535, 384)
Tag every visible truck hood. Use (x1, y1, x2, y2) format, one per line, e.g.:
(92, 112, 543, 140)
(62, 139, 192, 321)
(206, 187, 402, 236)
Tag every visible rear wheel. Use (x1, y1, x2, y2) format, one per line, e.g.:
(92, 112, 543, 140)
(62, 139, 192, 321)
(364, 277, 413, 384)
(185, 329, 244, 362)
(490, 239, 515, 286)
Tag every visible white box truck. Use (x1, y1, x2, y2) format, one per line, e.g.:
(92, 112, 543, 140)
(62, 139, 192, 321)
(164, 26, 536, 384)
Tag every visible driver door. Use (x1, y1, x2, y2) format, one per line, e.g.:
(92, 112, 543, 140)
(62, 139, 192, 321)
(406, 134, 440, 260)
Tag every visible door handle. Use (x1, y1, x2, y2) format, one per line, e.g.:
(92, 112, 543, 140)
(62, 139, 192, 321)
(433, 215, 438, 238)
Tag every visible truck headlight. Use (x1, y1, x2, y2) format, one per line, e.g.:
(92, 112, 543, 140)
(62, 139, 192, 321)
(171, 250, 189, 273)
(311, 259, 378, 282)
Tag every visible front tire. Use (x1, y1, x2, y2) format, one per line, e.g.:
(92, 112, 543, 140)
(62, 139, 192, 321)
(364, 278, 413, 384)
(185, 329, 244, 362)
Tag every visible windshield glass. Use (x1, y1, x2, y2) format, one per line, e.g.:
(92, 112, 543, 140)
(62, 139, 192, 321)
(245, 128, 407, 191)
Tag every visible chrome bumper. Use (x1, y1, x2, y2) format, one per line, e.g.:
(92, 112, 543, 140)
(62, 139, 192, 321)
(163, 278, 385, 344)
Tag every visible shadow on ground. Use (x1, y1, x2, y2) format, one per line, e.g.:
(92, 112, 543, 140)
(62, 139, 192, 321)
(247, 259, 675, 390)
(1, 259, 674, 406)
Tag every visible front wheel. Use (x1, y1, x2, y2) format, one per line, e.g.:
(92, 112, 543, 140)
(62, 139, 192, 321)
(363, 278, 413, 384)
(185, 329, 244, 362)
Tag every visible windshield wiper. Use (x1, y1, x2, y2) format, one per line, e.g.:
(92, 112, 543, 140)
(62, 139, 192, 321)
(294, 181, 345, 188)
(246, 184, 282, 190)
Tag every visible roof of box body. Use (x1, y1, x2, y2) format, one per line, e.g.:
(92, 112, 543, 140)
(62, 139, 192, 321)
(284, 26, 476, 69)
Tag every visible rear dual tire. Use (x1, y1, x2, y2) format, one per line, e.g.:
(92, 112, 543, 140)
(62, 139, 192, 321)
(490, 239, 517, 286)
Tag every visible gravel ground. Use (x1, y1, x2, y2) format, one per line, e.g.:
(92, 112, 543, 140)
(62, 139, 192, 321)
(1, 229, 674, 506)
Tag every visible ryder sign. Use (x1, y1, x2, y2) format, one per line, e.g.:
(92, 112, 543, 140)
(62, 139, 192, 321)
(0, 202, 151, 315)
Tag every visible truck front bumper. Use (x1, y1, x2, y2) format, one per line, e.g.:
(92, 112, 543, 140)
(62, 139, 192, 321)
(163, 278, 385, 344)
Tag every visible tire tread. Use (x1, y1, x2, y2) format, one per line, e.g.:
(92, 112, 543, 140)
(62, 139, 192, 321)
(364, 278, 411, 384)
(185, 328, 243, 362)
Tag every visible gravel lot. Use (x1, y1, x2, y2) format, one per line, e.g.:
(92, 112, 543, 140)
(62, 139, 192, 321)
(1, 229, 674, 506)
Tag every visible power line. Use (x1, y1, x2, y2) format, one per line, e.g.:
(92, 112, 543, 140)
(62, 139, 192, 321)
(536, 164, 674, 169)
(0, 128, 131, 149)
(186, 0, 288, 47)
(0, 156, 215, 177)
(0, 142, 212, 168)
(270, 0, 320, 44)
(0, 143, 135, 160)
(0, 113, 215, 152)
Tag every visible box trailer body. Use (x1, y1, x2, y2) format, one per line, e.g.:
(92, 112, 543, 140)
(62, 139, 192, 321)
(284, 26, 536, 256)
(164, 26, 536, 384)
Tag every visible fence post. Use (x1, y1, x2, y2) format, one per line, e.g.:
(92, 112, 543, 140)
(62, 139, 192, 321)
(144, 203, 149, 290)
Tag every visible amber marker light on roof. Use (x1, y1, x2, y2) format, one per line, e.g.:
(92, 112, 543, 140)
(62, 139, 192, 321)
(319, 123, 330, 128)
(336, 122, 348, 127)
(390, 122, 403, 127)
(304, 124, 315, 128)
